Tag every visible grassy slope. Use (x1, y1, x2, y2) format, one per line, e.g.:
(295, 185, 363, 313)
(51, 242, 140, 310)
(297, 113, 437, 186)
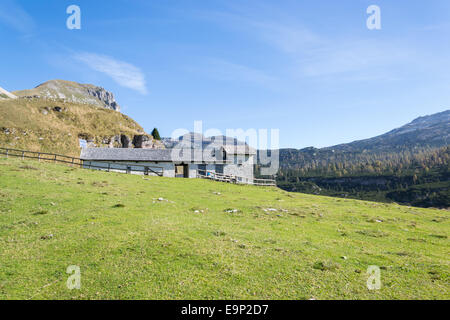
(0, 98, 145, 157)
(0, 158, 448, 300)
(13, 80, 104, 108)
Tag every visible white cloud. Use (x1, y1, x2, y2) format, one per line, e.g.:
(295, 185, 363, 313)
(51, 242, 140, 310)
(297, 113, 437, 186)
(73, 52, 148, 94)
(0, 0, 35, 34)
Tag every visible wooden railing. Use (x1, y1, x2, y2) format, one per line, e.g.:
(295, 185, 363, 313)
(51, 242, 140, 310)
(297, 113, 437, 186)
(0, 147, 83, 166)
(253, 177, 278, 186)
(197, 169, 276, 186)
(82, 160, 164, 177)
(0, 147, 164, 177)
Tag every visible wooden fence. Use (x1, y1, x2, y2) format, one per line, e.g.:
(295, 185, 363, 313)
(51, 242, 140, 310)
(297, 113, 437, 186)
(197, 169, 276, 186)
(0, 147, 83, 166)
(0, 147, 164, 177)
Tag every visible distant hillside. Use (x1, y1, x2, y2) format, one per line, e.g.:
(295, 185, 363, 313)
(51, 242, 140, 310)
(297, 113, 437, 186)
(268, 110, 450, 208)
(162, 132, 248, 149)
(0, 98, 147, 156)
(275, 110, 450, 170)
(326, 110, 449, 152)
(13, 80, 121, 111)
(1, 80, 165, 156)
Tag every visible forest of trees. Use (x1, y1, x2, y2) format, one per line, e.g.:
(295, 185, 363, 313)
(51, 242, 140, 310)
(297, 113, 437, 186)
(277, 146, 449, 177)
(258, 146, 449, 208)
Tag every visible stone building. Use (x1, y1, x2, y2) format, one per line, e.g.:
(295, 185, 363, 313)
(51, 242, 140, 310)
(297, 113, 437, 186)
(80, 145, 256, 183)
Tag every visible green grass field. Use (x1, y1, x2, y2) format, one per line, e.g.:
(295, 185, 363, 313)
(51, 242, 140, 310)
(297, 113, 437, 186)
(0, 157, 448, 299)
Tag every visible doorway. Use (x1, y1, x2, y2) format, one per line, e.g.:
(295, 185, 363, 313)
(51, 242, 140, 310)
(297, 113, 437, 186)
(175, 164, 189, 178)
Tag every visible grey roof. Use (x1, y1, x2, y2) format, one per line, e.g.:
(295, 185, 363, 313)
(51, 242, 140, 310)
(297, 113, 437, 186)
(80, 148, 229, 163)
(162, 133, 251, 150)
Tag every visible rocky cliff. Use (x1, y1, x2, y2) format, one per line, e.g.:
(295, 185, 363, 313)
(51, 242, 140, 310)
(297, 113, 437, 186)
(13, 80, 121, 111)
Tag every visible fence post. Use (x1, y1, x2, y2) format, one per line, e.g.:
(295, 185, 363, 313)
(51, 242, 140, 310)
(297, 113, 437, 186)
(54, 154, 57, 163)
(38, 153, 41, 162)
(22, 151, 24, 160)
(6, 149, 8, 159)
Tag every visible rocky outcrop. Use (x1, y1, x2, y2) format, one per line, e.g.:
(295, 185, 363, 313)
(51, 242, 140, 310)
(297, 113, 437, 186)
(85, 87, 120, 111)
(81, 134, 165, 149)
(120, 135, 131, 148)
(132, 135, 155, 149)
(13, 80, 121, 112)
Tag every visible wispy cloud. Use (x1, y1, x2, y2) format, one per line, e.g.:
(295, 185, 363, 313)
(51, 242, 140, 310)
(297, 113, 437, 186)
(198, 58, 277, 87)
(195, 7, 320, 54)
(195, 6, 417, 82)
(73, 52, 148, 94)
(297, 39, 412, 80)
(0, 0, 35, 34)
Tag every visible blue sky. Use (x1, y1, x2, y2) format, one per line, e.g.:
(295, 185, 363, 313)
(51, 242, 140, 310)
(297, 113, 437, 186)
(1, 0, 449, 148)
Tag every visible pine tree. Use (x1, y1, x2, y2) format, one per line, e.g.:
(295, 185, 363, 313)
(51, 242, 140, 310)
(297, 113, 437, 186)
(151, 128, 161, 140)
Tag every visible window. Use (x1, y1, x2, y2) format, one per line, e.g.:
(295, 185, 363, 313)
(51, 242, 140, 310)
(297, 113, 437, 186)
(215, 164, 224, 174)
(198, 164, 206, 175)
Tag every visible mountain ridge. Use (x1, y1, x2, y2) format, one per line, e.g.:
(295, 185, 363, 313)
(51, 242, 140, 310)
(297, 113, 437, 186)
(271, 110, 449, 208)
(279, 109, 449, 158)
(323, 110, 449, 152)
(13, 80, 121, 112)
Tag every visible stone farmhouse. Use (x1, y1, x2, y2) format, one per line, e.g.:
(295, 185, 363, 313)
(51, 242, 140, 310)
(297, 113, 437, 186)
(80, 145, 257, 184)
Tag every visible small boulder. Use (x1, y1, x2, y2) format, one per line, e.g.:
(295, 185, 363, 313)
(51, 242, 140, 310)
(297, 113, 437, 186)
(132, 135, 153, 148)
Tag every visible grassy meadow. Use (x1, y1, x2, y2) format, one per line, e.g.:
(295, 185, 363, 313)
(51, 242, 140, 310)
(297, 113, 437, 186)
(0, 157, 448, 299)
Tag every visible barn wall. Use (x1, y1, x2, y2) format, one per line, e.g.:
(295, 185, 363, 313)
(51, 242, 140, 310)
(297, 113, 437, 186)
(223, 154, 254, 183)
(187, 164, 198, 178)
(83, 161, 175, 177)
(82, 157, 255, 183)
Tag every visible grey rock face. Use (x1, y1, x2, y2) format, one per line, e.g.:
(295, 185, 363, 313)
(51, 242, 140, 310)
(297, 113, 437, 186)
(132, 135, 155, 148)
(14, 80, 122, 112)
(102, 137, 112, 145)
(120, 134, 130, 148)
(86, 87, 120, 112)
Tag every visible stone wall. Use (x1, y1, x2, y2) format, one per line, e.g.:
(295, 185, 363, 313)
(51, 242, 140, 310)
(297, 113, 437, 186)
(223, 154, 254, 183)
